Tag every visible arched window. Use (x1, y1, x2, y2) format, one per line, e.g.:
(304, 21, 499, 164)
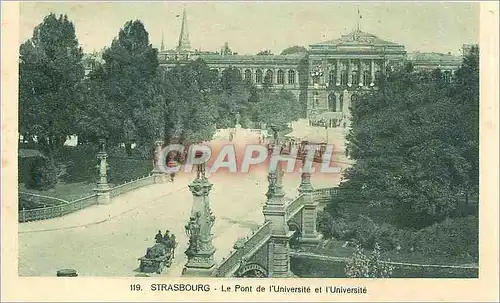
(328, 93, 336, 112)
(234, 69, 242, 80)
(265, 70, 274, 84)
(277, 70, 284, 84)
(288, 70, 296, 84)
(329, 70, 336, 86)
(244, 69, 252, 82)
(352, 71, 359, 86)
(255, 69, 263, 83)
(363, 71, 370, 86)
(339, 94, 344, 112)
(341, 70, 348, 85)
(443, 71, 452, 83)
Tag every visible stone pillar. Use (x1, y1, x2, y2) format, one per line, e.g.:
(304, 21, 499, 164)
(358, 60, 364, 87)
(370, 60, 375, 86)
(183, 163, 216, 277)
(298, 172, 322, 245)
(94, 139, 111, 205)
(262, 125, 294, 277)
(335, 60, 341, 86)
(347, 59, 352, 87)
(152, 140, 168, 183)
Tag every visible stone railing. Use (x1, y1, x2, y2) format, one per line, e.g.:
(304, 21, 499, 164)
(109, 174, 154, 198)
(285, 195, 304, 221)
(19, 192, 69, 207)
(214, 221, 272, 277)
(19, 174, 155, 223)
(19, 194, 97, 223)
(247, 129, 262, 134)
(312, 187, 337, 200)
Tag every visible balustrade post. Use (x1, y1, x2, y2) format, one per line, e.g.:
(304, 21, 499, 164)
(262, 125, 294, 277)
(298, 172, 322, 246)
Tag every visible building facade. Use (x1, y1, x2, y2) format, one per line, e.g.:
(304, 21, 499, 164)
(84, 10, 468, 120)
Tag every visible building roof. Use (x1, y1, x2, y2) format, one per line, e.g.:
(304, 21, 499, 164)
(312, 29, 399, 47)
(407, 52, 463, 68)
(196, 53, 305, 63)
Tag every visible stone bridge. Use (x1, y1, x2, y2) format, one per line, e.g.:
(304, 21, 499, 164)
(210, 174, 336, 278)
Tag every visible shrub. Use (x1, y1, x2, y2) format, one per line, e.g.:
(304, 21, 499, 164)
(353, 215, 378, 249)
(345, 243, 394, 278)
(412, 216, 478, 261)
(25, 157, 57, 190)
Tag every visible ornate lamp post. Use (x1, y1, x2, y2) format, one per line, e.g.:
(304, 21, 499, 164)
(182, 162, 216, 276)
(152, 139, 167, 183)
(94, 138, 111, 204)
(265, 124, 286, 203)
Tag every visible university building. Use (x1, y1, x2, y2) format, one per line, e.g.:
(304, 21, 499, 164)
(85, 9, 470, 121)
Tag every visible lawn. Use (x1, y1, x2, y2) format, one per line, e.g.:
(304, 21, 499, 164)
(290, 257, 478, 278)
(303, 239, 477, 267)
(18, 145, 153, 204)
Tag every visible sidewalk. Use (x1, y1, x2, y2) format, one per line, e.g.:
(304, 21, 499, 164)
(19, 173, 195, 233)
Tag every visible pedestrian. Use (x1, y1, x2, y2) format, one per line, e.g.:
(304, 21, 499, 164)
(155, 230, 163, 243)
(163, 230, 171, 245)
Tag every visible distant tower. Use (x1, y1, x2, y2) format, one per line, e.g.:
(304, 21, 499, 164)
(160, 30, 165, 52)
(177, 8, 191, 51)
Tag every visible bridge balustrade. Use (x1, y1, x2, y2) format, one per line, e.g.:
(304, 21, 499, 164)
(214, 221, 272, 277)
(285, 195, 304, 221)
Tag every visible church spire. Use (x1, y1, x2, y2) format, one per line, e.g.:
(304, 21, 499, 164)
(161, 30, 165, 51)
(177, 8, 191, 51)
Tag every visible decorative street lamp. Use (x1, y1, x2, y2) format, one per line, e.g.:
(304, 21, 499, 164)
(94, 138, 111, 204)
(183, 158, 216, 276)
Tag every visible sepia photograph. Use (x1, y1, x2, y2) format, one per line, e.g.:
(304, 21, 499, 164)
(1, 1, 499, 302)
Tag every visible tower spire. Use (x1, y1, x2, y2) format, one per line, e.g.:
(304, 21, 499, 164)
(177, 8, 191, 51)
(161, 30, 165, 52)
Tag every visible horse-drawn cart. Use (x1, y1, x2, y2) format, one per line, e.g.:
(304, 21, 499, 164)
(138, 242, 177, 274)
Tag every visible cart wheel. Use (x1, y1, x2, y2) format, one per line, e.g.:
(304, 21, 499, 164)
(157, 262, 164, 274)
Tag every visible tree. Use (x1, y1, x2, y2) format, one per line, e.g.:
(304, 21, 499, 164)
(335, 56, 479, 229)
(255, 90, 301, 130)
(19, 13, 85, 175)
(280, 45, 307, 55)
(100, 20, 159, 154)
(256, 50, 273, 55)
(163, 60, 218, 144)
(221, 42, 233, 55)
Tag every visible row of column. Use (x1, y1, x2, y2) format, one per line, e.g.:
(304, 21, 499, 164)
(314, 59, 384, 87)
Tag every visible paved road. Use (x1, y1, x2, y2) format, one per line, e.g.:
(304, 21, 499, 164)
(18, 125, 350, 277)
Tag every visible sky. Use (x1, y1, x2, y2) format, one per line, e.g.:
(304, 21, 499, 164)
(19, 2, 479, 55)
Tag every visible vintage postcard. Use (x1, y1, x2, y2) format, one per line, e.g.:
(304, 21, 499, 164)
(1, 1, 499, 302)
